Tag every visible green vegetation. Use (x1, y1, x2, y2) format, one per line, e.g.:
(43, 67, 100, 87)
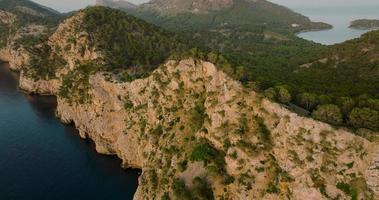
(336, 182, 358, 200)
(192, 177, 214, 200)
(350, 19, 379, 29)
(172, 177, 214, 200)
(264, 86, 291, 104)
(312, 104, 343, 126)
(349, 107, 379, 130)
(24, 43, 66, 80)
(82, 7, 187, 75)
(134, 0, 331, 32)
(59, 62, 101, 104)
(172, 179, 192, 200)
(257, 117, 273, 150)
(265, 155, 294, 194)
(190, 139, 223, 166)
(124, 1, 379, 132)
(0, 0, 61, 27)
(190, 98, 207, 132)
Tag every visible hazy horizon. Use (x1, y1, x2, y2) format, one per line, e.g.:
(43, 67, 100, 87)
(31, 0, 150, 12)
(31, 0, 379, 13)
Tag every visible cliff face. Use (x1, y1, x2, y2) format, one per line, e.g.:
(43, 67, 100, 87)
(17, 13, 101, 94)
(0, 23, 35, 71)
(53, 58, 379, 199)
(2, 6, 379, 200)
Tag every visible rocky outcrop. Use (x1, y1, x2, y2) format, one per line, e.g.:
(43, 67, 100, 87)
(16, 13, 101, 94)
(19, 72, 61, 94)
(367, 150, 379, 199)
(51, 58, 379, 200)
(0, 47, 30, 70)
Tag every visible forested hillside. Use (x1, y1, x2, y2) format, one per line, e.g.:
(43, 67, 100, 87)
(102, 0, 379, 132)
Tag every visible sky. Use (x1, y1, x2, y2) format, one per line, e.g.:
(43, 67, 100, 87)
(31, 0, 379, 13)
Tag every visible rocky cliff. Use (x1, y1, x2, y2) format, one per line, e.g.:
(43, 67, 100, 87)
(1, 5, 379, 200)
(20, 55, 379, 199)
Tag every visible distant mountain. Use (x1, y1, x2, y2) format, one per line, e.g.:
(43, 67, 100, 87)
(350, 19, 379, 30)
(130, 0, 332, 32)
(140, 0, 234, 14)
(96, 0, 137, 10)
(0, 0, 61, 26)
(0, 0, 62, 52)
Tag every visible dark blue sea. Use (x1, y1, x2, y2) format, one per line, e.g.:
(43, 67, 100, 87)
(0, 63, 139, 200)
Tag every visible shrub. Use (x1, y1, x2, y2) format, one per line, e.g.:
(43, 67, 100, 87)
(264, 87, 276, 100)
(257, 117, 272, 149)
(349, 107, 379, 130)
(312, 104, 343, 125)
(190, 139, 226, 174)
(297, 93, 318, 111)
(190, 101, 207, 132)
(190, 140, 218, 164)
(192, 177, 214, 200)
(336, 182, 358, 200)
(178, 160, 188, 172)
(172, 179, 191, 200)
(337, 97, 355, 116)
(276, 86, 291, 104)
(161, 193, 170, 200)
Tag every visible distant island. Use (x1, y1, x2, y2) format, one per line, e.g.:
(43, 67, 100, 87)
(350, 19, 379, 29)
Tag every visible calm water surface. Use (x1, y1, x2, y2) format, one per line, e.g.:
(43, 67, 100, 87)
(270, 0, 379, 44)
(0, 62, 139, 200)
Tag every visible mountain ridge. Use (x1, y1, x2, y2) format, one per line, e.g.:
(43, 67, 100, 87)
(96, 0, 137, 10)
(0, 5, 378, 200)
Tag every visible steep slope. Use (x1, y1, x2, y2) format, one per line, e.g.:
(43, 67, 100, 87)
(298, 30, 379, 95)
(18, 6, 186, 94)
(56, 58, 379, 200)
(0, 0, 61, 26)
(287, 30, 379, 130)
(0, 0, 62, 70)
(1, 6, 378, 200)
(134, 0, 331, 32)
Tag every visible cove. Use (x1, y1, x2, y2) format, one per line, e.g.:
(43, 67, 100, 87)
(0, 62, 139, 200)
(269, 1, 379, 45)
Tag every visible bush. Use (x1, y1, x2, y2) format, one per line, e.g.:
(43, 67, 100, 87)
(337, 97, 355, 116)
(257, 117, 272, 149)
(312, 104, 343, 125)
(276, 86, 291, 104)
(190, 101, 207, 132)
(178, 160, 188, 172)
(336, 182, 358, 200)
(190, 139, 226, 174)
(297, 93, 318, 111)
(172, 179, 191, 200)
(190, 140, 218, 164)
(192, 177, 214, 200)
(349, 108, 379, 130)
(264, 87, 276, 100)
